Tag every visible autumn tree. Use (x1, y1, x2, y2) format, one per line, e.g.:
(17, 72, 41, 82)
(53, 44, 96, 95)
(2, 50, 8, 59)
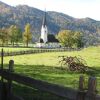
(57, 30, 84, 48)
(73, 31, 84, 48)
(23, 23, 32, 47)
(0, 28, 8, 46)
(8, 25, 22, 46)
(57, 30, 74, 47)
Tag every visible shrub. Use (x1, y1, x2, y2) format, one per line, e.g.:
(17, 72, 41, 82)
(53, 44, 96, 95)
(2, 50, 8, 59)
(59, 56, 88, 72)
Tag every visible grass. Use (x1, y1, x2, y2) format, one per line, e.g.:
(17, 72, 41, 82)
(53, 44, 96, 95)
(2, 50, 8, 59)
(1, 46, 100, 100)
(3, 46, 100, 68)
(1, 47, 100, 86)
(0, 47, 34, 52)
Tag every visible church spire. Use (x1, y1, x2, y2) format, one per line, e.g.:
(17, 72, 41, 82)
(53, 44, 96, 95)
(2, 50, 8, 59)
(40, 9, 48, 43)
(42, 10, 47, 27)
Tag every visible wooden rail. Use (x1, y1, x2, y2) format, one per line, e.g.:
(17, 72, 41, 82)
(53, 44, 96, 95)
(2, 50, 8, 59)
(0, 49, 100, 100)
(0, 48, 80, 57)
(0, 69, 78, 100)
(0, 67, 100, 100)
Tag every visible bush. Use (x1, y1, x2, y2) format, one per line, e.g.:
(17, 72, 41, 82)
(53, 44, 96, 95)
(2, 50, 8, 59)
(59, 56, 88, 72)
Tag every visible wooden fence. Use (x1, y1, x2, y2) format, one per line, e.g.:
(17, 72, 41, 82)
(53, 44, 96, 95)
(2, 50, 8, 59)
(0, 48, 80, 57)
(0, 60, 100, 100)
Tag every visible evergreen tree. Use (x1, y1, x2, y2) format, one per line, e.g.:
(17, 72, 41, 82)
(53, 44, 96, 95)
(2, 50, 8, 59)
(48, 34, 59, 42)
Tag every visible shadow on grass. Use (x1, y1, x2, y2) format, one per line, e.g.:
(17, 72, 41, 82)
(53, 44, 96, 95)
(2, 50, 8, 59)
(4, 64, 100, 84)
(12, 83, 67, 100)
(3, 64, 70, 100)
(4, 63, 100, 80)
(86, 67, 100, 77)
(3, 64, 100, 100)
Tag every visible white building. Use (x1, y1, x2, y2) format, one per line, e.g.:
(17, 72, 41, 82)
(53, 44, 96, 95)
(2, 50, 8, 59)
(35, 11, 60, 48)
(40, 11, 48, 43)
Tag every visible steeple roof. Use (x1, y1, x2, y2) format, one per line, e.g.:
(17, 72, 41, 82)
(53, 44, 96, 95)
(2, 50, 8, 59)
(42, 11, 47, 27)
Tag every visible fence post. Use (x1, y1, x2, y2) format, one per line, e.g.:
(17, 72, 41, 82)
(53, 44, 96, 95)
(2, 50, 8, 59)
(0, 82, 8, 100)
(85, 77, 96, 100)
(1, 48, 4, 72)
(77, 75, 85, 100)
(0, 48, 6, 100)
(9, 60, 14, 72)
(7, 60, 14, 100)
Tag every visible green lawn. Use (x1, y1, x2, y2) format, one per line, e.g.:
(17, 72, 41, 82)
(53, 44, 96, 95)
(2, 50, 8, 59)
(1, 46, 100, 100)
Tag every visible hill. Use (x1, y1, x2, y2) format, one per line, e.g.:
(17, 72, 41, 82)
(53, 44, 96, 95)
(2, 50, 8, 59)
(0, 1, 100, 45)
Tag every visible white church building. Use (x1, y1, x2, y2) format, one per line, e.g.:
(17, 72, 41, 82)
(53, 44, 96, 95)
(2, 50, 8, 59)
(40, 11, 48, 43)
(35, 11, 60, 48)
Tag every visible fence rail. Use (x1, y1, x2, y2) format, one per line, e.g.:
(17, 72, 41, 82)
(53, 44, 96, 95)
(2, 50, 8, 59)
(0, 69, 78, 100)
(0, 48, 81, 57)
(0, 47, 100, 100)
(0, 60, 100, 100)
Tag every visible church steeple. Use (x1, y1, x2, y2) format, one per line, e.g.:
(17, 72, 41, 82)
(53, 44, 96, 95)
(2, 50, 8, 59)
(40, 10, 48, 43)
(42, 11, 47, 27)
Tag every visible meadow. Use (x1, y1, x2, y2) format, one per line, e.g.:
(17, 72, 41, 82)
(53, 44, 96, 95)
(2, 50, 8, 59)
(0, 47, 34, 52)
(1, 46, 100, 100)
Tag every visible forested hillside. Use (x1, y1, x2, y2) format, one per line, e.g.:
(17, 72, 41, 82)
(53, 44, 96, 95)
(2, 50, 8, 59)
(0, 1, 100, 45)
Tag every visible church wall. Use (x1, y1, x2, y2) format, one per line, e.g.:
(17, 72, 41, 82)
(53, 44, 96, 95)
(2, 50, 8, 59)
(41, 26, 48, 43)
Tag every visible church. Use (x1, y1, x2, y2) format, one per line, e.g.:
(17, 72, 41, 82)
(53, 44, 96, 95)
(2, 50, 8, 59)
(40, 11, 48, 43)
(35, 11, 60, 48)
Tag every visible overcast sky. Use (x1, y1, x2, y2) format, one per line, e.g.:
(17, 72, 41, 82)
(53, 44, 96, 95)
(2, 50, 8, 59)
(1, 0, 100, 21)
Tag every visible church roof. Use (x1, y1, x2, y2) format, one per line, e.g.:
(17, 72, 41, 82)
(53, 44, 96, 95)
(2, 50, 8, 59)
(42, 11, 47, 27)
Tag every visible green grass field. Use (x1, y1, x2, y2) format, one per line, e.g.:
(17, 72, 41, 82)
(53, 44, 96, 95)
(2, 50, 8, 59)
(0, 47, 34, 52)
(1, 46, 100, 100)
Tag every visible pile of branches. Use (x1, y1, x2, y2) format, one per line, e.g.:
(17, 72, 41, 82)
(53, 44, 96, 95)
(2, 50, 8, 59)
(58, 56, 88, 72)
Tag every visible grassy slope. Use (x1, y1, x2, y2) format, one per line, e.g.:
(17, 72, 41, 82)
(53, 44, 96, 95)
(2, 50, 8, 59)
(1, 46, 100, 99)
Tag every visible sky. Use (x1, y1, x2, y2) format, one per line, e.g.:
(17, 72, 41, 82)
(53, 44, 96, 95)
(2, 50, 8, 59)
(0, 0, 100, 21)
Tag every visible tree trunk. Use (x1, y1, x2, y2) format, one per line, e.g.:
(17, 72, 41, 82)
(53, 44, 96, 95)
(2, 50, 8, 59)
(2, 40, 4, 47)
(26, 41, 28, 47)
(13, 42, 14, 47)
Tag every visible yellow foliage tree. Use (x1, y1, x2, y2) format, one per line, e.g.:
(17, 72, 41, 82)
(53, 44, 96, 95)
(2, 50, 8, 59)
(57, 30, 83, 48)
(23, 23, 32, 47)
(57, 30, 74, 47)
